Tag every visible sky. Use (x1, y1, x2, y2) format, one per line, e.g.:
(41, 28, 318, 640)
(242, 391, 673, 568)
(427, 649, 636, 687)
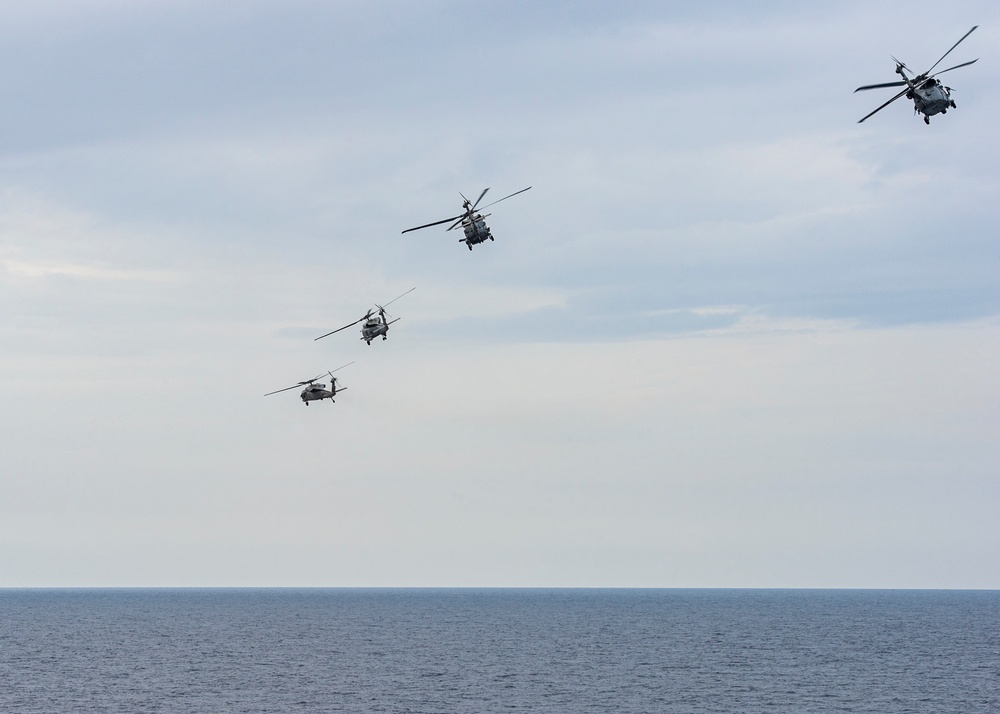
(1, 0, 997, 588)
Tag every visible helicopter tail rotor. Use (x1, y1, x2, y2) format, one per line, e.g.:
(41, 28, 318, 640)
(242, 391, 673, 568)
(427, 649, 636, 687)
(327, 362, 353, 396)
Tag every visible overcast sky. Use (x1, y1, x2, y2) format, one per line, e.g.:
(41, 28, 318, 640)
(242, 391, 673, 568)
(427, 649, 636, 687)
(2, 0, 997, 587)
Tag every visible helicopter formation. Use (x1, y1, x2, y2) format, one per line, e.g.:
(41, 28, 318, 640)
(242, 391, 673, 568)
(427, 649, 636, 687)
(265, 185, 532, 405)
(267, 26, 979, 407)
(265, 284, 418, 406)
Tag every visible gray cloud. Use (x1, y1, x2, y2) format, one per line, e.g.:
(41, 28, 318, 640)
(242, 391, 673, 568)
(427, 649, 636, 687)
(1, 0, 998, 586)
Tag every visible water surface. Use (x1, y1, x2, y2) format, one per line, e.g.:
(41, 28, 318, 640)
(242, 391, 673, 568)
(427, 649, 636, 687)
(1, 589, 997, 712)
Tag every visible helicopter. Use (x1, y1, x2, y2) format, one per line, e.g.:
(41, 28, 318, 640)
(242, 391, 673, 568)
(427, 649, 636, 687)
(315, 287, 416, 344)
(855, 26, 978, 124)
(264, 362, 353, 406)
(402, 186, 531, 250)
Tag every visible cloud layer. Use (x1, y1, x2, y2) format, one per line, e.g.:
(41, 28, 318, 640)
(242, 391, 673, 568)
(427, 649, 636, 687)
(1, 0, 997, 586)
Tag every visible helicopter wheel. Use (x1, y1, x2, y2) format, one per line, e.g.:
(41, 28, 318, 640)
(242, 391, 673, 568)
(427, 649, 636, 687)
(489, 235, 494, 241)
(941, 109, 947, 114)
(468, 244, 473, 251)
(951, 100, 957, 108)
(924, 116, 930, 125)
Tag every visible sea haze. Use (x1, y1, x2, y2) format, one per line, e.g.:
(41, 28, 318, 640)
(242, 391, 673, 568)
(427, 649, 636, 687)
(1, 589, 997, 713)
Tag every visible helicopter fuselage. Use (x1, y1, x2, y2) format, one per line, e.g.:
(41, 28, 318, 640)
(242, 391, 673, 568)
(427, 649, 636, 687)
(361, 318, 388, 343)
(904, 75, 955, 120)
(300, 384, 336, 404)
(896, 66, 955, 122)
(461, 214, 493, 249)
(359, 313, 400, 343)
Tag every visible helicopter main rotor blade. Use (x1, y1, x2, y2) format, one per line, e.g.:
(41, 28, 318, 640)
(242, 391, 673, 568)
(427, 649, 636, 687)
(314, 315, 367, 341)
(264, 383, 302, 396)
(379, 286, 416, 309)
(264, 373, 325, 396)
(924, 25, 978, 76)
(857, 87, 910, 123)
(471, 187, 489, 210)
(329, 361, 355, 374)
(402, 214, 465, 234)
(446, 216, 466, 231)
(930, 58, 978, 78)
(854, 80, 907, 92)
(477, 186, 531, 211)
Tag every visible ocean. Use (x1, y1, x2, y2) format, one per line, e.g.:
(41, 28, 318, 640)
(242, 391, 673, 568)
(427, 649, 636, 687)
(1, 589, 997, 712)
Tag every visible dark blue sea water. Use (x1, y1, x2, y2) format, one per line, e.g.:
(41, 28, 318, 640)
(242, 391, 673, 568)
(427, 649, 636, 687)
(0, 589, 997, 713)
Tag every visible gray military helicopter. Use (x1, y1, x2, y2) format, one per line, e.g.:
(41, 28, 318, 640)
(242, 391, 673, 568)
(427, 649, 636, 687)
(402, 186, 531, 250)
(315, 288, 415, 344)
(265, 362, 353, 406)
(856, 26, 978, 124)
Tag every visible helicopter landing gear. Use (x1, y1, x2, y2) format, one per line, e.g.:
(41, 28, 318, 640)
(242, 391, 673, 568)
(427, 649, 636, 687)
(382, 336, 387, 341)
(951, 100, 957, 108)
(489, 234, 494, 241)
(924, 115, 930, 124)
(468, 244, 473, 251)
